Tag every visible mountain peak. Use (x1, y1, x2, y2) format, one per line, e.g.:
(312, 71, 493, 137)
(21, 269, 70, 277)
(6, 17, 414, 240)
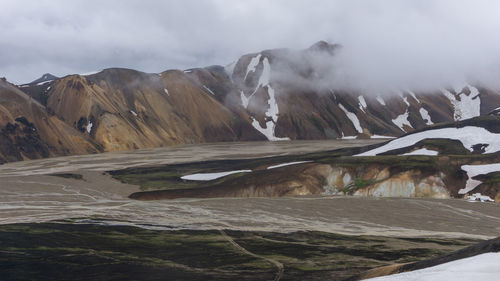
(29, 73, 58, 85)
(307, 41, 340, 54)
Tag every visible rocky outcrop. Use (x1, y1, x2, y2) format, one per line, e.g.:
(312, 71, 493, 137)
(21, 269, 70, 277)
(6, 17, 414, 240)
(129, 162, 454, 200)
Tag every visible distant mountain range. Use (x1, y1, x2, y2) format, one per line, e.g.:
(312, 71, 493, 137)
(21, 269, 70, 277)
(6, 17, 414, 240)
(1, 41, 500, 163)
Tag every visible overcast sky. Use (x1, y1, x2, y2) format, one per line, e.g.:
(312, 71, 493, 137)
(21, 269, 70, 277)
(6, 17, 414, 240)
(1, 0, 500, 89)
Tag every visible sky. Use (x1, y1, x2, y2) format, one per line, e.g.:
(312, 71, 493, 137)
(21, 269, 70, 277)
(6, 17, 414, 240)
(1, 0, 500, 90)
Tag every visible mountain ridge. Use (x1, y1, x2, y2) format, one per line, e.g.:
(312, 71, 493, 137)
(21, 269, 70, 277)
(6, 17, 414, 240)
(1, 41, 499, 162)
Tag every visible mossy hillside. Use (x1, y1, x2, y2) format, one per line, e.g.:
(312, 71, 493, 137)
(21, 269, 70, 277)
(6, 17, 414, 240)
(110, 143, 500, 198)
(49, 173, 84, 180)
(0, 223, 480, 281)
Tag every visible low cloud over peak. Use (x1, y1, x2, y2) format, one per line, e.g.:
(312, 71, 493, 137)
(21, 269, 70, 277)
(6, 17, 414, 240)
(1, 0, 500, 91)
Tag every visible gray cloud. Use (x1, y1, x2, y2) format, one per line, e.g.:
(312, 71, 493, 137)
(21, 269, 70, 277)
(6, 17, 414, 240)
(1, 0, 500, 92)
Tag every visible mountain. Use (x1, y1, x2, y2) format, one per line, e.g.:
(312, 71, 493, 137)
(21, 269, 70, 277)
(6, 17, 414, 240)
(27, 73, 59, 85)
(227, 42, 500, 140)
(17, 73, 59, 106)
(0, 78, 98, 163)
(5, 41, 500, 162)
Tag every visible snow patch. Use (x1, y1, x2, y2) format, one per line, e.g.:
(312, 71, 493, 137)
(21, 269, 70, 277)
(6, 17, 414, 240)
(339, 104, 363, 134)
(376, 96, 386, 106)
(371, 135, 396, 139)
(251, 117, 290, 141)
(402, 148, 438, 156)
(256, 57, 271, 87)
(181, 170, 252, 181)
(184, 70, 192, 73)
(460, 163, 500, 194)
(358, 96, 367, 113)
(37, 80, 53, 86)
(392, 110, 413, 132)
(240, 91, 249, 108)
(130, 110, 138, 117)
(442, 85, 481, 121)
(86, 122, 93, 133)
(244, 54, 262, 80)
(267, 161, 312, 170)
(80, 70, 101, 76)
(247, 58, 289, 141)
(163, 88, 169, 96)
(202, 85, 215, 95)
(408, 91, 420, 103)
(340, 134, 357, 140)
(419, 107, 434, 125)
(401, 95, 410, 107)
(265, 86, 278, 122)
(467, 193, 494, 202)
(356, 126, 500, 156)
(366, 252, 500, 281)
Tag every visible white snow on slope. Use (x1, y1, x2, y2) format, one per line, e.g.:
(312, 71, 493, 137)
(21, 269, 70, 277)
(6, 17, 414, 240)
(460, 163, 500, 194)
(267, 161, 312, 170)
(181, 170, 252, 181)
(467, 193, 494, 202)
(371, 135, 396, 139)
(86, 122, 93, 133)
(366, 252, 500, 281)
(241, 56, 272, 106)
(37, 80, 53, 86)
(240, 91, 249, 108)
(81, 70, 102, 76)
(248, 58, 289, 141)
(356, 126, 500, 156)
(442, 85, 481, 121)
(163, 88, 169, 96)
(244, 54, 262, 80)
(401, 95, 410, 107)
(376, 96, 386, 106)
(408, 91, 420, 103)
(202, 85, 215, 95)
(339, 104, 363, 134)
(255, 57, 271, 87)
(419, 107, 434, 125)
(251, 118, 286, 141)
(402, 148, 438, 156)
(392, 110, 413, 132)
(265, 86, 279, 122)
(358, 96, 367, 113)
(130, 110, 138, 117)
(340, 133, 357, 140)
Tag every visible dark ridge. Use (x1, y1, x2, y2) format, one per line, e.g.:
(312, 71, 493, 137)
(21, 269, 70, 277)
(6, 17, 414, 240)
(28, 73, 58, 85)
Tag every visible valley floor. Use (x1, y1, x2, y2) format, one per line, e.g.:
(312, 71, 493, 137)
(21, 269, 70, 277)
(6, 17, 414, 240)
(0, 140, 499, 280)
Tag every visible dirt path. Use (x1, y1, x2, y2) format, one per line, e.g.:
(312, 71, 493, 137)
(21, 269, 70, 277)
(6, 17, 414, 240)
(219, 230, 284, 281)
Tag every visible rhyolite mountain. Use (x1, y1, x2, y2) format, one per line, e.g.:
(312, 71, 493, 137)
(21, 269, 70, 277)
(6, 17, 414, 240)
(2, 41, 500, 162)
(0, 78, 98, 163)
